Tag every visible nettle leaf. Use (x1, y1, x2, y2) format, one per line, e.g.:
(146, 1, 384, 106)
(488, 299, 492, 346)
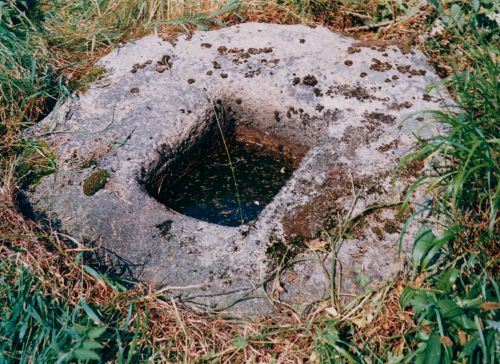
(401, 288, 434, 311)
(437, 300, 463, 320)
(422, 230, 455, 268)
(413, 226, 456, 273)
(87, 325, 107, 339)
(55, 352, 71, 364)
(448, 3, 465, 29)
(81, 339, 104, 350)
(73, 324, 88, 337)
(450, 3, 462, 16)
(400, 288, 414, 308)
(436, 299, 477, 330)
(459, 335, 480, 358)
(461, 296, 484, 309)
(72, 348, 100, 361)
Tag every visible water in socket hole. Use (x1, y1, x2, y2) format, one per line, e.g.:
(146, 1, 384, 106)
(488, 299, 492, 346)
(156, 128, 299, 227)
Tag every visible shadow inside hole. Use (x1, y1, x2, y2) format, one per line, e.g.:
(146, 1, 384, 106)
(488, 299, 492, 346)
(146, 103, 307, 227)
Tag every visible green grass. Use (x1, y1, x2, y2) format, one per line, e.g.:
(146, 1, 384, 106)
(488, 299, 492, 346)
(395, 3, 499, 362)
(0, 2, 65, 136)
(0, 0, 498, 362)
(0, 259, 153, 363)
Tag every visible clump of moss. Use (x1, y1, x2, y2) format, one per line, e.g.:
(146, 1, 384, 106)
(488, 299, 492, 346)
(371, 226, 384, 240)
(82, 169, 109, 196)
(383, 220, 400, 234)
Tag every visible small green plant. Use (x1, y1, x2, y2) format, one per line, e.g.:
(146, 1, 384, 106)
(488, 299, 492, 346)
(14, 140, 58, 186)
(400, 226, 499, 363)
(313, 320, 359, 363)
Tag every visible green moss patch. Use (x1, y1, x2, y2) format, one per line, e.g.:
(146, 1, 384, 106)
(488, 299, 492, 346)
(83, 169, 109, 196)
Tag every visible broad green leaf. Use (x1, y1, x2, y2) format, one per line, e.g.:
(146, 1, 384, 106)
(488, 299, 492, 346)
(55, 352, 71, 364)
(87, 325, 107, 339)
(437, 300, 463, 320)
(400, 287, 416, 308)
(436, 267, 460, 292)
(450, 3, 462, 16)
(406, 290, 434, 313)
(459, 335, 479, 358)
(73, 348, 100, 361)
(421, 229, 455, 269)
(472, 0, 480, 14)
(80, 299, 102, 325)
(413, 226, 436, 273)
(82, 339, 104, 350)
(423, 332, 442, 364)
(461, 296, 484, 309)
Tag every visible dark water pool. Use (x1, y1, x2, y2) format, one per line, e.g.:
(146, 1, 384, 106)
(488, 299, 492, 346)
(157, 135, 297, 226)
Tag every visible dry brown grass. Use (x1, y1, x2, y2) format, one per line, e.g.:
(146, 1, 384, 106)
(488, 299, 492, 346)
(354, 280, 416, 357)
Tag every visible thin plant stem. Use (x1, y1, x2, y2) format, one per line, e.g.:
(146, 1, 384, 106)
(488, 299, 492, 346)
(210, 100, 244, 225)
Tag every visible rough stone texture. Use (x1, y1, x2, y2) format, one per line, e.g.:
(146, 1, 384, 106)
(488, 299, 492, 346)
(23, 23, 449, 316)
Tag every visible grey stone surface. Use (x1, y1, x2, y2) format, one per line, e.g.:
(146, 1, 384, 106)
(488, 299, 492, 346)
(23, 23, 450, 316)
